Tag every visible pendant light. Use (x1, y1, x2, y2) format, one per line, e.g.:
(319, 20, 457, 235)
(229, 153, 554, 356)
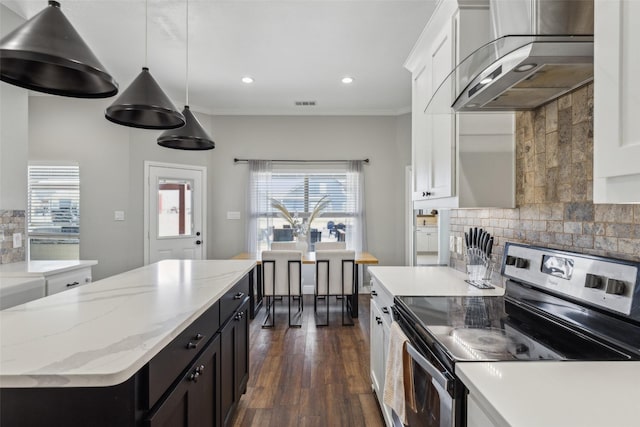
(157, 0, 214, 150)
(105, 0, 184, 129)
(0, 1, 118, 98)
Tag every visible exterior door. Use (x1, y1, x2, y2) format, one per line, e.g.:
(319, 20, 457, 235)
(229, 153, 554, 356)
(145, 162, 206, 264)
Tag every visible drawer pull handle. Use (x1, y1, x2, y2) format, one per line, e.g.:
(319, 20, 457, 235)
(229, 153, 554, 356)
(186, 342, 198, 350)
(189, 364, 206, 382)
(382, 307, 389, 314)
(194, 333, 204, 340)
(233, 292, 245, 300)
(66, 281, 80, 287)
(371, 290, 378, 297)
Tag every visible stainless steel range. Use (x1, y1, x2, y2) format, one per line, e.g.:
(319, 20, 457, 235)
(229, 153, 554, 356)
(392, 242, 640, 427)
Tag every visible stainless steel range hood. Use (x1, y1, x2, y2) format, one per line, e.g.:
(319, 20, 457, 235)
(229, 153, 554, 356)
(452, 0, 594, 112)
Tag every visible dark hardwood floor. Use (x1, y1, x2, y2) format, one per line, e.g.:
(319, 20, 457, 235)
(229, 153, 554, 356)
(230, 295, 385, 427)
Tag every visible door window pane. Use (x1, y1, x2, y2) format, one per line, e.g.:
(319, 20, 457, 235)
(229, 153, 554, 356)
(157, 178, 193, 237)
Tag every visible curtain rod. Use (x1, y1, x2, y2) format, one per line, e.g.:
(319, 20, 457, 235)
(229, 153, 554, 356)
(234, 158, 369, 164)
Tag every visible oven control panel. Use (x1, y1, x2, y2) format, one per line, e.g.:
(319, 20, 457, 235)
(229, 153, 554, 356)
(502, 243, 639, 317)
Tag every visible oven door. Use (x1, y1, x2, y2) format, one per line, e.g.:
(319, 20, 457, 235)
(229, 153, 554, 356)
(403, 342, 454, 427)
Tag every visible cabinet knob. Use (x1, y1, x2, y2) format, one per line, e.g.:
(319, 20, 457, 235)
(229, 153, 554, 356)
(382, 307, 389, 314)
(371, 290, 378, 297)
(194, 333, 204, 340)
(186, 342, 198, 350)
(197, 364, 205, 374)
(375, 316, 382, 325)
(189, 371, 200, 382)
(196, 240, 202, 245)
(422, 191, 432, 197)
(233, 292, 245, 300)
(234, 311, 244, 321)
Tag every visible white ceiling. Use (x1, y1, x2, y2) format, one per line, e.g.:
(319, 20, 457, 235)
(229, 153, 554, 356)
(2, 0, 437, 115)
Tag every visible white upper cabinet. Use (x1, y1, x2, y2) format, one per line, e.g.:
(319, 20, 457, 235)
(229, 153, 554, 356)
(406, 0, 515, 209)
(594, 0, 640, 203)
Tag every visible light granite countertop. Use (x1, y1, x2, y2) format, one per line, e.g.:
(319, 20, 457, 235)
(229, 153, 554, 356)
(368, 266, 505, 296)
(0, 259, 255, 388)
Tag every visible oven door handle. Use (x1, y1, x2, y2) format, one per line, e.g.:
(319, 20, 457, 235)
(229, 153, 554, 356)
(406, 342, 451, 391)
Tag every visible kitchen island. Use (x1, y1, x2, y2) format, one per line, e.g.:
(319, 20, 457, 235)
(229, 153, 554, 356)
(0, 259, 255, 427)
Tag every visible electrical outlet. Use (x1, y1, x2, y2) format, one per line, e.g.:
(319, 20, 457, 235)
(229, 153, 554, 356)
(114, 210, 125, 221)
(456, 236, 463, 254)
(13, 233, 22, 248)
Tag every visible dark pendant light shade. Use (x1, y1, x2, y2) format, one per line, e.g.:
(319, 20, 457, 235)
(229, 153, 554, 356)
(157, 106, 215, 150)
(105, 67, 185, 129)
(0, 1, 118, 98)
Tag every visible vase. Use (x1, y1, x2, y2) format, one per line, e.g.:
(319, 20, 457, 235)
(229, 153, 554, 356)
(295, 235, 308, 253)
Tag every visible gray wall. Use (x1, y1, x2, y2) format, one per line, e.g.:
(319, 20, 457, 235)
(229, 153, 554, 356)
(27, 95, 410, 280)
(0, 6, 28, 211)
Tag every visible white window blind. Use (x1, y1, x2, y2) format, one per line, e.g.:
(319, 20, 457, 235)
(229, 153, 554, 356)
(28, 164, 80, 236)
(256, 172, 354, 217)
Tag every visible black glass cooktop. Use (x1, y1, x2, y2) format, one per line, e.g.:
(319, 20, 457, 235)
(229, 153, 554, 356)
(394, 294, 632, 365)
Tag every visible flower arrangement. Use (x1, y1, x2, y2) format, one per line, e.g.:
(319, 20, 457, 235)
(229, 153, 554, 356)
(270, 195, 329, 238)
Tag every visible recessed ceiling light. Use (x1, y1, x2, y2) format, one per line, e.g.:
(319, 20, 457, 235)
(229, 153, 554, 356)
(341, 76, 354, 84)
(241, 76, 254, 84)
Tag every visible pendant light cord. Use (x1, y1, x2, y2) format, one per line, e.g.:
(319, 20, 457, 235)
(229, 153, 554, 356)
(185, 0, 189, 106)
(144, 0, 148, 67)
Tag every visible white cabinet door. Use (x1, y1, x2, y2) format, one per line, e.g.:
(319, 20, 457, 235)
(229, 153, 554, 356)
(594, 0, 640, 203)
(413, 65, 432, 198)
(428, 229, 439, 252)
(425, 20, 455, 200)
(370, 299, 385, 399)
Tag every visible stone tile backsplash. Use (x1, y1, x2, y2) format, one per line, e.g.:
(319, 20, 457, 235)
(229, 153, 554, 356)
(449, 83, 640, 275)
(1, 210, 26, 264)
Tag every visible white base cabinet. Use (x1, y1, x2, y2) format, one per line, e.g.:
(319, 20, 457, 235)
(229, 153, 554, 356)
(45, 267, 93, 295)
(467, 392, 503, 427)
(370, 278, 393, 426)
(416, 226, 438, 253)
(594, 0, 640, 203)
(0, 261, 96, 298)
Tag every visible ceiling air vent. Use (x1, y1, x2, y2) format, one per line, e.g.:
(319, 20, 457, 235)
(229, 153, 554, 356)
(294, 101, 316, 106)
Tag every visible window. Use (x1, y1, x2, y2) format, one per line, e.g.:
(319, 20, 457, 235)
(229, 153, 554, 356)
(248, 161, 366, 253)
(27, 163, 80, 260)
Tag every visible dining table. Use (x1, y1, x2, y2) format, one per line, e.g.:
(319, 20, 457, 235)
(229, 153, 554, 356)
(231, 251, 379, 319)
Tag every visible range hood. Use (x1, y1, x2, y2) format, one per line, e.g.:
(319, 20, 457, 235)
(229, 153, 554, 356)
(452, 0, 594, 112)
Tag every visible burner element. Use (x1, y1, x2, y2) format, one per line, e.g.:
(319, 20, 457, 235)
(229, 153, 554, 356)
(451, 328, 513, 355)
